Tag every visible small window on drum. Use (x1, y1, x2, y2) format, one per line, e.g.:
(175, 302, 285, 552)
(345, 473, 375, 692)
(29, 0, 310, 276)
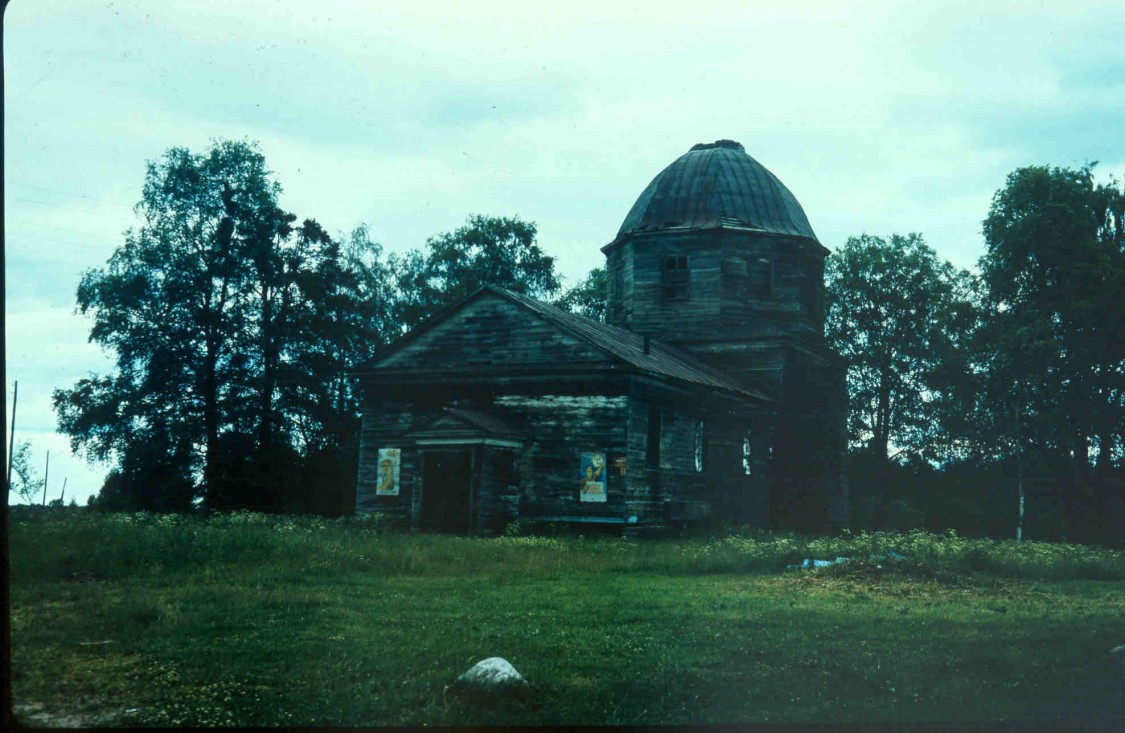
(661, 254, 690, 302)
(753, 257, 774, 299)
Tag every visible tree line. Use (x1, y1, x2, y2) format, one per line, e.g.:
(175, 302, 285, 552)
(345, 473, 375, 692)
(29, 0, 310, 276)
(52, 139, 1122, 543)
(52, 140, 575, 514)
(827, 166, 1123, 544)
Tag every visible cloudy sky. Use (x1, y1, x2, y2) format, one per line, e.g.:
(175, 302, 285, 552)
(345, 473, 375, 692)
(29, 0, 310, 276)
(6, 0, 1124, 505)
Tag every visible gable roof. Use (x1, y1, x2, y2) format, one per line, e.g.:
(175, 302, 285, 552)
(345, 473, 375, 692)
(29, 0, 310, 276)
(358, 285, 774, 404)
(440, 407, 525, 437)
(406, 407, 527, 439)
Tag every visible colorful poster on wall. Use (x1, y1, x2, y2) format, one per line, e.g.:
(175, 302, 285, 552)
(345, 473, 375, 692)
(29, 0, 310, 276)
(376, 448, 401, 496)
(579, 451, 607, 502)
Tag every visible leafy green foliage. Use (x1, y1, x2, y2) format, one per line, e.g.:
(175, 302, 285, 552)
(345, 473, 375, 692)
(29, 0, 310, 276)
(978, 166, 1124, 455)
(55, 140, 285, 505)
(554, 266, 607, 322)
(975, 165, 1124, 541)
(390, 215, 560, 330)
(8, 441, 44, 504)
(53, 141, 393, 513)
(825, 234, 977, 461)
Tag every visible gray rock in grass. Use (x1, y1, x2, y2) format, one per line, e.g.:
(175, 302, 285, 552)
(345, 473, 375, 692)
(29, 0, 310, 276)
(1110, 644, 1125, 664)
(453, 657, 529, 693)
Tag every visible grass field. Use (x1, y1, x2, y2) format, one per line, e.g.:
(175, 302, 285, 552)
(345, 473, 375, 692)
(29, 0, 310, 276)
(8, 508, 1125, 726)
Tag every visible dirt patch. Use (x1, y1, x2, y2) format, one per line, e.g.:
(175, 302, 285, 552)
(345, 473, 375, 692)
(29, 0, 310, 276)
(13, 700, 137, 728)
(779, 560, 1042, 602)
(67, 571, 110, 583)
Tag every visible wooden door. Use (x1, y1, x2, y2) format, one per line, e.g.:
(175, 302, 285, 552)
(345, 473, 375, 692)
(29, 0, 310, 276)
(420, 449, 473, 533)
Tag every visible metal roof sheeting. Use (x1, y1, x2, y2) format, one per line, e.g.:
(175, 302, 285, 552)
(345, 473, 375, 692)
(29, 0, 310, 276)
(495, 286, 773, 403)
(356, 285, 775, 404)
(616, 140, 818, 242)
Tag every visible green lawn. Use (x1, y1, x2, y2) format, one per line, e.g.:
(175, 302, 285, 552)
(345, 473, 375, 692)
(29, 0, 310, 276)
(8, 509, 1124, 726)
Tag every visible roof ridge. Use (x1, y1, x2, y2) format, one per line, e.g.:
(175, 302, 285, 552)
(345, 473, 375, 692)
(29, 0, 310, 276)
(489, 287, 773, 402)
(358, 284, 773, 403)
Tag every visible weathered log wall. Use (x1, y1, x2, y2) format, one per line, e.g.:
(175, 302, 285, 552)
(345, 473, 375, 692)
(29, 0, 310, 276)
(770, 344, 851, 531)
(495, 393, 630, 520)
(355, 388, 633, 531)
(355, 371, 776, 534)
(622, 377, 772, 529)
(379, 294, 606, 370)
(352, 284, 831, 535)
(606, 229, 826, 346)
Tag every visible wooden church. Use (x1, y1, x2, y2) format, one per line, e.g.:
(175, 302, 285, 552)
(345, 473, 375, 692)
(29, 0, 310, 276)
(354, 140, 849, 534)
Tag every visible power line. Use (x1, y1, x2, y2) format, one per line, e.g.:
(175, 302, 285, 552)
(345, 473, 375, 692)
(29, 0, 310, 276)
(8, 181, 136, 209)
(6, 231, 116, 252)
(10, 219, 123, 243)
(7, 195, 135, 226)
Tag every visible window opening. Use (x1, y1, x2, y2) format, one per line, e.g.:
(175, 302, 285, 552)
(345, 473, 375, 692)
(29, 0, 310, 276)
(500, 452, 520, 490)
(694, 420, 706, 472)
(754, 257, 774, 298)
(661, 254, 690, 302)
(742, 433, 752, 476)
(611, 261, 625, 319)
(646, 408, 662, 467)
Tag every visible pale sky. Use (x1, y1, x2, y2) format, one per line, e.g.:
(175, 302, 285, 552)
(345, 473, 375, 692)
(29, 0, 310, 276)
(6, 0, 1124, 505)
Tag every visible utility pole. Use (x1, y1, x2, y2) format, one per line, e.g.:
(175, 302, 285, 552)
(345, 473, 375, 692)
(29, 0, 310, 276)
(42, 450, 50, 506)
(1015, 389, 1024, 543)
(60, 477, 68, 504)
(6, 380, 16, 493)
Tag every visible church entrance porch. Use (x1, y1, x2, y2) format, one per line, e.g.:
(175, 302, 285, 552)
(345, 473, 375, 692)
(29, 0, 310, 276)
(420, 448, 474, 533)
(405, 406, 527, 534)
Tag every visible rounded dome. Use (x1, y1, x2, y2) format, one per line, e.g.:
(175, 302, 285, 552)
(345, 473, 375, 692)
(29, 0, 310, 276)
(616, 139, 817, 242)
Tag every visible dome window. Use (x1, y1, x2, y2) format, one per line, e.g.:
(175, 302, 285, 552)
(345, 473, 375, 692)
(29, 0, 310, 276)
(753, 257, 774, 299)
(661, 254, 690, 302)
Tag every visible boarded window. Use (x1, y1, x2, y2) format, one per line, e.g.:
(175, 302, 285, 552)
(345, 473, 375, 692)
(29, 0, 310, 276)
(753, 257, 774, 298)
(646, 408, 662, 467)
(661, 254, 690, 302)
(804, 260, 824, 324)
(694, 420, 707, 472)
(742, 433, 752, 476)
(500, 451, 520, 489)
(611, 260, 625, 318)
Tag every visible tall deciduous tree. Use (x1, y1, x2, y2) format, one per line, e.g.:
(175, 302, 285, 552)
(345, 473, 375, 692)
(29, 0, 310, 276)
(55, 140, 283, 507)
(555, 266, 607, 322)
(978, 165, 1124, 539)
(54, 140, 395, 512)
(281, 223, 395, 453)
(825, 233, 976, 462)
(390, 215, 560, 329)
